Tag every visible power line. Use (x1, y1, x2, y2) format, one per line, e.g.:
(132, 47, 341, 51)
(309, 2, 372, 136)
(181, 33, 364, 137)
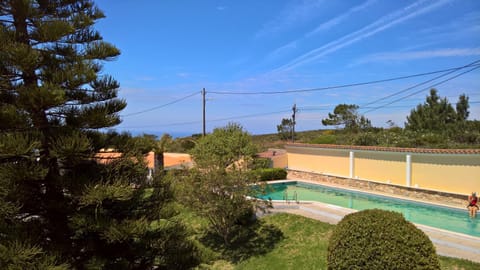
(116, 109, 292, 129)
(360, 60, 480, 108)
(115, 98, 480, 130)
(300, 102, 480, 111)
(208, 61, 480, 95)
(208, 109, 292, 123)
(117, 60, 480, 130)
(362, 65, 480, 114)
(121, 91, 200, 117)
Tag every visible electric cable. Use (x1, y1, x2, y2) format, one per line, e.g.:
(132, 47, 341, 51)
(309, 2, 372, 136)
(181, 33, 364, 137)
(121, 91, 200, 117)
(360, 60, 480, 109)
(362, 65, 480, 114)
(208, 61, 480, 95)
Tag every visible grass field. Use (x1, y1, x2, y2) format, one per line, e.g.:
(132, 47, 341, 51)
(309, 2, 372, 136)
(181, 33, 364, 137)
(182, 210, 480, 269)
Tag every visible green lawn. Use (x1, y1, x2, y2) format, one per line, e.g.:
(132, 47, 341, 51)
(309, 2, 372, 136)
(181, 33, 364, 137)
(182, 211, 480, 270)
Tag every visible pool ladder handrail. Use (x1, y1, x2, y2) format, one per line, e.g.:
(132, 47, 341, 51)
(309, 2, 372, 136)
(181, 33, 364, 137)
(283, 190, 299, 204)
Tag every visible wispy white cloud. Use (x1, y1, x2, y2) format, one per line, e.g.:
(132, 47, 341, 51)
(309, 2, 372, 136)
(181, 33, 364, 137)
(352, 48, 480, 65)
(266, 0, 376, 63)
(272, 0, 451, 72)
(255, 0, 324, 38)
(216, 6, 227, 11)
(306, 0, 377, 37)
(265, 41, 298, 61)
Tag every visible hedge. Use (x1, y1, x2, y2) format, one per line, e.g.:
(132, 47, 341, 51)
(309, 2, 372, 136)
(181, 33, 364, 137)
(327, 209, 440, 270)
(250, 168, 287, 181)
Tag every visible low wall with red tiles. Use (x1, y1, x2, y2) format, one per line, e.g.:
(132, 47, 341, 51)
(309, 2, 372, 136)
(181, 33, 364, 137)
(287, 169, 468, 208)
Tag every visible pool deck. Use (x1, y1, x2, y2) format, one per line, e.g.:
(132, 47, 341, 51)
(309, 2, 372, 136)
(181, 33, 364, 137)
(265, 180, 480, 263)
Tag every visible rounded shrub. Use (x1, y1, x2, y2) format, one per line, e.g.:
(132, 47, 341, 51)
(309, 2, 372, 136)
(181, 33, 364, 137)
(327, 209, 440, 270)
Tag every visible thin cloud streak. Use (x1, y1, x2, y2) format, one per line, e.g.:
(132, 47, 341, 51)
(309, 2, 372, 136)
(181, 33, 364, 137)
(272, 0, 451, 72)
(265, 41, 298, 61)
(255, 0, 324, 38)
(266, 0, 376, 62)
(306, 0, 377, 37)
(353, 48, 480, 65)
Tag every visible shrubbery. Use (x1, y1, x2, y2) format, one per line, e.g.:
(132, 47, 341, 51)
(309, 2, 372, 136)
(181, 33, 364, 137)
(310, 134, 337, 144)
(251, 157, 272, 170)
(250, 168, 287, 181)
(353, 132, 379, 146)
(327, 209, 440, 270)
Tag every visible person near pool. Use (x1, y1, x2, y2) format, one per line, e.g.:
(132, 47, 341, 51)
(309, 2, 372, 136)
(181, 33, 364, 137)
(467, 192, 478, 218)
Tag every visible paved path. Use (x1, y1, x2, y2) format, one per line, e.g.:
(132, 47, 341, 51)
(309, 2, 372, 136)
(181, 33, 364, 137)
(269, 201, 480, 263)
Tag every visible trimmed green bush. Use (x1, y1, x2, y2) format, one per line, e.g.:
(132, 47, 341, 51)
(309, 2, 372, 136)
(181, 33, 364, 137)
(250, 168, 287, 181)
(327, 209, 440, 270)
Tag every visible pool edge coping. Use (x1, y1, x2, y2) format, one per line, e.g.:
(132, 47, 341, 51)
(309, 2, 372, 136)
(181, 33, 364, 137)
(267, 179, 467, 211)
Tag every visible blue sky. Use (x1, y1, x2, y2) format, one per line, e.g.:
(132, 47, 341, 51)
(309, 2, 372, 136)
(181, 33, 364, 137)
(95, 0, 480, 136)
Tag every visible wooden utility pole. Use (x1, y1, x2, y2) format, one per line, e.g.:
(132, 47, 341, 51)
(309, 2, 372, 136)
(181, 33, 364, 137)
(202, 88, 206, 136)
(291, 103, 298, 143)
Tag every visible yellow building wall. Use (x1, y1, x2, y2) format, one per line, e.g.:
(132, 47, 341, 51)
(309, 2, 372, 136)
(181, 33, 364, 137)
(271, 155, 288, 168)
(287, 147, 350, 176)
(354, 152, 405, 186)
(286, 145, 480, 195)
(411, 154, 480, 194)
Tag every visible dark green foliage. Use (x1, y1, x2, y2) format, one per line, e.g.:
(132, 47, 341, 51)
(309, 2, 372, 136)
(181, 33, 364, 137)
(327, 209, 440, 270)
(294, 123, 479, 149)
(456, 94, 470, 121)
(322, 104, 372, 132)
(277, 118, 295, 141)
(406, 89, 457, 132)
(0, 241, 69, 270)
(0, 1, 200, 268)
(69, 161, 200, 269)
(251, 157, 272, 170)
(178, 168, 267, 245)
(180, 123, 270, 245)
(353, 132, 379, 146)
(250, 168, 288, 181)
(158, 133, 197, 153)
(190, 123, 257, 169)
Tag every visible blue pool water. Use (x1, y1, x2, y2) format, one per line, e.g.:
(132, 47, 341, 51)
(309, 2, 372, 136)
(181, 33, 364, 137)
(258, 181, 479, 237)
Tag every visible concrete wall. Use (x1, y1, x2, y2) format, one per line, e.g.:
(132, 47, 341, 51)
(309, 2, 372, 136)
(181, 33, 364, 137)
(285, 144, 480, 195)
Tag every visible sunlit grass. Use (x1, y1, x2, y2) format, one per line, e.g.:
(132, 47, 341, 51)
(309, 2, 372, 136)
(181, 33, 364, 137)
(179, 210, 480, 269)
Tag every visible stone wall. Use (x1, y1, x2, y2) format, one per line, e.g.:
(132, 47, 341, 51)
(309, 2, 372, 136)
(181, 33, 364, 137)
(287, 170, 468, 208)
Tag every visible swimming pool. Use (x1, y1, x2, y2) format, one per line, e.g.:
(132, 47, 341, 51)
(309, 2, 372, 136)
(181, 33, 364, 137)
(258, 181, 479, 237)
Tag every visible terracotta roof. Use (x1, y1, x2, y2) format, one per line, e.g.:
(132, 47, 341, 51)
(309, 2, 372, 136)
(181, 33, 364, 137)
(285, 143, 480, 154)
(94, 151, 192, 169)
(94, 151, 156, 168)
(163, 153, 192, 167)
(93, 152, 123, 164)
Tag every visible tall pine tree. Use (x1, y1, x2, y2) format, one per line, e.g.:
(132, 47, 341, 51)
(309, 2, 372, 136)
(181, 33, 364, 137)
(405, 89, 467, 132)
(0, 1, 199, 268)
